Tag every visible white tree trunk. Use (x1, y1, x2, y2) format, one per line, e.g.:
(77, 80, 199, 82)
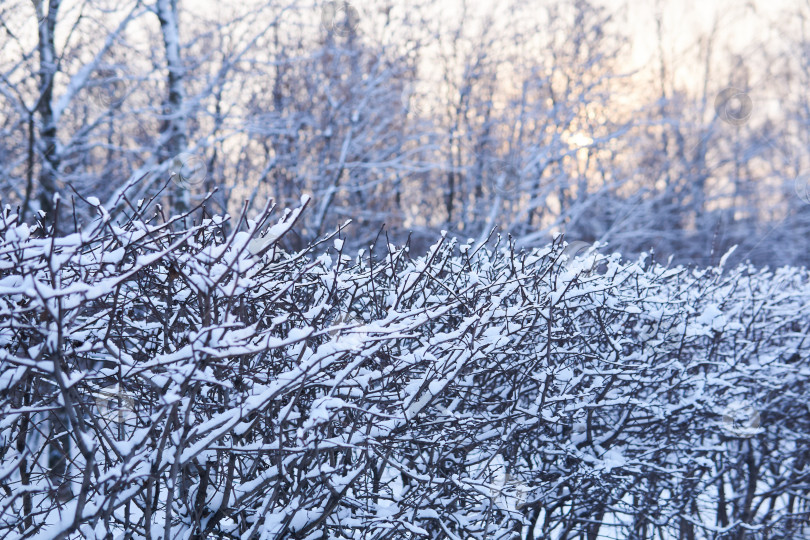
(156, 0, 190, 212)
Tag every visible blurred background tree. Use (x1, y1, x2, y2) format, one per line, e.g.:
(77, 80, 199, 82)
(1, 0, 808, 265)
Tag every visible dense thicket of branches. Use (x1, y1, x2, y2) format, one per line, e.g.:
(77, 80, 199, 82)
(0, 198, 808, 539)
(3, 0, 810, 266)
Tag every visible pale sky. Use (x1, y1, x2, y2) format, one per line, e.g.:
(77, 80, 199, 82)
(7, 0, 801, 115)
(608, 0, 795, 81)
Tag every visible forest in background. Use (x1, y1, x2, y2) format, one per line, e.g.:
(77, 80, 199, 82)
(2, 2, 810, 536)
(3, 0, 810, 266)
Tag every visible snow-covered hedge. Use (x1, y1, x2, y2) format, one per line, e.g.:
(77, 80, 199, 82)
(0, 198, 809, 539)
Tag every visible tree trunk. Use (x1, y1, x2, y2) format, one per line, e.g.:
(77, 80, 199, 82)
(35, 0, 62, 223)
(156, 0, 190, 213)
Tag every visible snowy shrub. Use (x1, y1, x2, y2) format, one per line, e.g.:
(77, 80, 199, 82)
(0, 199, 808, 539)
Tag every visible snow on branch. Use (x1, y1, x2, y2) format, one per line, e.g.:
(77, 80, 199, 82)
(0, 202, 808, 539)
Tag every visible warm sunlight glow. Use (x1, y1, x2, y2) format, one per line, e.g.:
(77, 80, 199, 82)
(567, 132, 594, 148)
